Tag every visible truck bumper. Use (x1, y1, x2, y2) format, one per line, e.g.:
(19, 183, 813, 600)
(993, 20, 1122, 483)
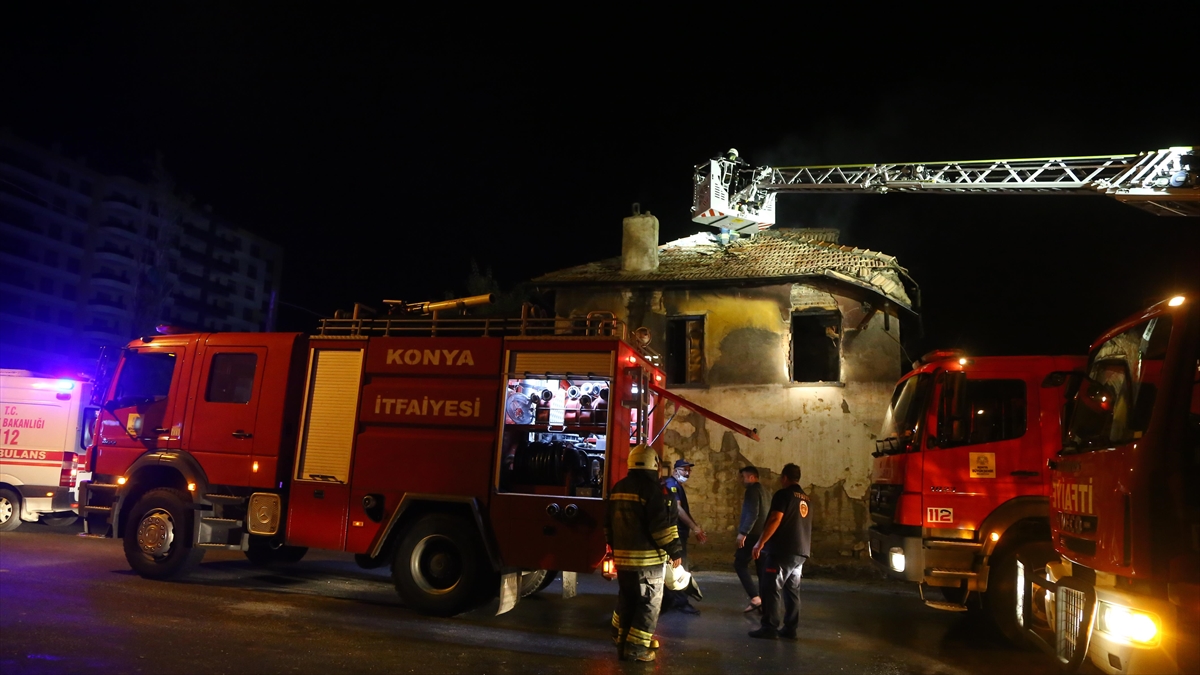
(867, 527, 924, 583)
(15, 484, 75, 520)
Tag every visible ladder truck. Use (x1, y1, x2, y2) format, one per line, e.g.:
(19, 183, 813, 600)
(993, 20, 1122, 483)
(689, 146, 1198, 644)
(77, 296, 757, 617)
(693, 146, 1199, 234)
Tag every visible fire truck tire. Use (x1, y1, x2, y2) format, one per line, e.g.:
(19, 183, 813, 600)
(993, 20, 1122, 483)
(40, 514, 79, 528)
(123, 488, 205, 579)
(986, 539, 1057, 645)
(0, 488, 22, 532)
(392, 514, 494, 616)
(518, 569, 557, 597)
(244, 537, 308, 566)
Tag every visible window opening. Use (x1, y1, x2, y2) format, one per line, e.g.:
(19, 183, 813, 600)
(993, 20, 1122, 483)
(665, 316, 705, 385)
(791, 310, 841, 382)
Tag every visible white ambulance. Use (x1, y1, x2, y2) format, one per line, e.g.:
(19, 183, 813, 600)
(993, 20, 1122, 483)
(0, 369, 96, 530)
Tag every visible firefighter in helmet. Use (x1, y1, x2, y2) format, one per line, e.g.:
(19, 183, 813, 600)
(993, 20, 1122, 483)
(604, 444, 683, 663)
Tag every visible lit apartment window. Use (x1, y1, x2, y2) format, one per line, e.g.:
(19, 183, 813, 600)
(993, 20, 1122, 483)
(791, 310, 841, 383)
(665, 316, 705, 385)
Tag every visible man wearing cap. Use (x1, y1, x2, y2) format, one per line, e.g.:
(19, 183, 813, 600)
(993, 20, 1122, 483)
(661, 458, 707, 614)
(605, 444, 683, 663)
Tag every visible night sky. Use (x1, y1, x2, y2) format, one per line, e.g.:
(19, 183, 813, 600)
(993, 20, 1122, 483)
(3, 7, 1197, 360)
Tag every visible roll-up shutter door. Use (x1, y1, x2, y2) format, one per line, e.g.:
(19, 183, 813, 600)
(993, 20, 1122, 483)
(295, 349, 363, 483)
(510, 351, 614, 378)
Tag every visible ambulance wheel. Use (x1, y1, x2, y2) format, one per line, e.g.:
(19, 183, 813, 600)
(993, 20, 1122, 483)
(244, 537, 308, 566)
(0, 488, 21, 532)
(41, 514, 79, 528)
(986, 539, 1056, 645)
(123, 488, 205, 579)
(519, 569, 558, 597)
(392, 514, 494, 616)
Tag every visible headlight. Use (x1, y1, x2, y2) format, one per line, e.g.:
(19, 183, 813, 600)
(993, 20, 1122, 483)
(889, 546, 905, 573)
(1097, 601, 1161, 646)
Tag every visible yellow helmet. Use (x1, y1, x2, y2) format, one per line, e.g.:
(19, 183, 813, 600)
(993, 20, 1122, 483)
(628, 444, 659, 471)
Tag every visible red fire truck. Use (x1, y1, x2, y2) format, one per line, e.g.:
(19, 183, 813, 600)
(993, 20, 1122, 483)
(866, 351, 1086, 641)
(1017, 294, 1199, 675)
(78, 296, 756, 616)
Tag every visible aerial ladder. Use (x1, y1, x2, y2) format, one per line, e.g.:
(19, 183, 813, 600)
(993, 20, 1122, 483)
(692, 147, 1199, 232)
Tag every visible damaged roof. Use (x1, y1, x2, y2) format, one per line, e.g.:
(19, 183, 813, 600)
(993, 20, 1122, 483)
(533, 228, 913, 309)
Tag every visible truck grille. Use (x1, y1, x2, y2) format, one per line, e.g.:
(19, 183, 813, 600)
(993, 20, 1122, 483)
(869, 483, 902, 522)
(1055, 586, 1087, 663)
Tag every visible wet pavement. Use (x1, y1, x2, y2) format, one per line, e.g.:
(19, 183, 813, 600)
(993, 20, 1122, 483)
(1, 522, 1073, 674)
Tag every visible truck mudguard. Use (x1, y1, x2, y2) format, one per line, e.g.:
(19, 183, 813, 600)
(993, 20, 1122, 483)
(978, 495, 1050, 559)
(114, 450, 212, 538)
(368, 493, 501, 571)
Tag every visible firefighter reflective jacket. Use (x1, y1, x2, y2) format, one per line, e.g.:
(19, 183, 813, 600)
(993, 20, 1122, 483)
(604, 469, 683, 569)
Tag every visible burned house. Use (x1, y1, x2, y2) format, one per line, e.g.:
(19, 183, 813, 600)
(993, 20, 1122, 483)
(532, 211, 918, 560)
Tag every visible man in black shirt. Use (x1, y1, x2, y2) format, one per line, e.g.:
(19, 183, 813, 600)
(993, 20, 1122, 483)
(749, 463, 812, 640)
(734, 465, 770, 612)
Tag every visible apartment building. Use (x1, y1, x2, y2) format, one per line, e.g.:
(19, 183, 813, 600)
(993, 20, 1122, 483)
(0, 131, 283, 377)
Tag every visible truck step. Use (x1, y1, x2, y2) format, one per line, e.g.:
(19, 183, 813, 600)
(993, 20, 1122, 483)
(927, 567, 978, 578)
(925, 540, 982, 551)
(87, 483, 121, 491)
(200, 517, 243, 525)
(204, 494, 245, 504)
(80, 505, 113, 513)
(197, 542, 243, 550)
(924, 600, 969, 612)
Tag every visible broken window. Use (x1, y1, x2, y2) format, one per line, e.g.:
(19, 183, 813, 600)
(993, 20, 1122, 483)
(665, 316, 705, 385)
(791, 310, 841, 383)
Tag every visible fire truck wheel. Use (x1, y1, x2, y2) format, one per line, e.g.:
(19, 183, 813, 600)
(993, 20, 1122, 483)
(392, 514, 494, 616)
(986, 539, 1056, 645)
(518, 569, 558, 597)
(40, 514, 79, 528)
(123, 488, 205, 579)
(0, 488, 22, 532)
(244, 537, 308, 566)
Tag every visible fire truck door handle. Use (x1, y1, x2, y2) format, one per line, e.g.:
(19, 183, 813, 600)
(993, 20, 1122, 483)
(232, 430, 253, 439)
(1010, 470, 1039, 477)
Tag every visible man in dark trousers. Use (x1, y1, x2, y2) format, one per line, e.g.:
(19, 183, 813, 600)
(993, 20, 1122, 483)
(734, 465, 770, 612)
(605, 444, 683, 662)
(749, 462, 812, 640)
(662, 458, 706, 614)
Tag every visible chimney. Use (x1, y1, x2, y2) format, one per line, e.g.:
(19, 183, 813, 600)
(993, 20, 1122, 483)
(621, 204, 659, 272)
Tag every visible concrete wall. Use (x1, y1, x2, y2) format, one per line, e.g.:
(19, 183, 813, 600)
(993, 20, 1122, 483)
(554, 281, 903, 562)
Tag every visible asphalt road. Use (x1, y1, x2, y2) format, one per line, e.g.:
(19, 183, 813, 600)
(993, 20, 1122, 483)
(1, 521, 1072, 675)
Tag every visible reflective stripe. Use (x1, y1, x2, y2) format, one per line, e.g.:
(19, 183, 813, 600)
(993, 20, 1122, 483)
(611, 611, 620, 628)
(609, 493, 645, 504)
(627, 626, 653, 646)
(651, 525, 678, 546)
(614, 551, 669, 567)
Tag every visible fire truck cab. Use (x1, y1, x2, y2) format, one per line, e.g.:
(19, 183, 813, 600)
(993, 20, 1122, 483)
(868, 351, 1085, 641)
(1018, 294, 1199, 675)
(79, 306, 754, 616)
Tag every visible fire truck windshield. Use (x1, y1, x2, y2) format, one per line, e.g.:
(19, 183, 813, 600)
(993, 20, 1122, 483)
(110, 351, 177, 409)
(878, 373, 931, 453)
(1064, 315, 1172, 452)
